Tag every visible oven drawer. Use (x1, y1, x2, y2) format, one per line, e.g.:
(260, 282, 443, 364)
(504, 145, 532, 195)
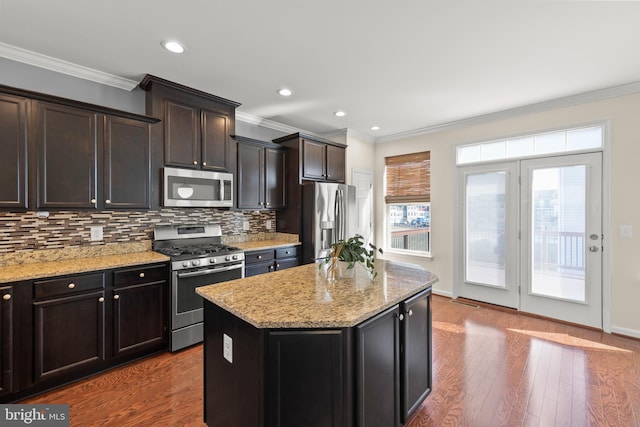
(34, 272, 105, 300)
(245, 249, 274, 265)
(113, 263, 168, 287)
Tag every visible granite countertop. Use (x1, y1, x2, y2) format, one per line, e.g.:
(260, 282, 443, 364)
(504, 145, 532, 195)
(0, 251, 170, 283)
(196, 259, 438, 329)
(232, 239, 300, 251)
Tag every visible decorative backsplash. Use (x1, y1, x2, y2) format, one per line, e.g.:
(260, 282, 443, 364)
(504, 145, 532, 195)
(0, 208, 276, 256)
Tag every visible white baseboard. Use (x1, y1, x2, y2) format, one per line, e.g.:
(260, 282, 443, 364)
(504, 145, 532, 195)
(432, 289, 452, 298)
(610, 326, 640, 340)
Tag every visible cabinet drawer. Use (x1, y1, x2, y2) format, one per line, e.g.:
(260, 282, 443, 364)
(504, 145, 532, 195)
(34, 272, 105, 300)
(245, 250, 274, 265)
(275, 246, 298, 259)
(113, 264, 168, 287)
(245, 262, 274, 277)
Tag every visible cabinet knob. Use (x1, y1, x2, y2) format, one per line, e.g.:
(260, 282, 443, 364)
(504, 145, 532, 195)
(398, 313, 405, 321)
(139, 272, 145, 278)
(98, 297, 104, 303)
(266, 202, 270, 206)
(257, 255, 262, 259)
(203, 162, 207, 166)
(114, 294, 120, 300)
(407, 309, 413, 316)
(327, 174, 331, 178)
(276, 263, 280, 268)
(68, 283, 76, 289)
(2, 294, 11, 301)
(105, 199, 111, 204)
(193, 160, 198, 165)
(285, 251, 289, 255)
(90, 198, 97, 204)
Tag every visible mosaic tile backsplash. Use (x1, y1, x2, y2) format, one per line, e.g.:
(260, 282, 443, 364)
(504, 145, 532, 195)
(0, 208, 277, 263)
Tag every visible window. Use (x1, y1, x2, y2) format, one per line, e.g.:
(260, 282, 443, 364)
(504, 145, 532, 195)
(456, 125, 603, 165)
(385, 152, 431, 256)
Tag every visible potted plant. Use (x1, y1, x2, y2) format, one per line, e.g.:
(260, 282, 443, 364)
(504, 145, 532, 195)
(323, 234, 383, 280)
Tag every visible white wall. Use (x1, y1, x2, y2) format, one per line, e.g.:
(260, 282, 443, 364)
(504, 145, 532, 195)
(374, 93, 640, 337)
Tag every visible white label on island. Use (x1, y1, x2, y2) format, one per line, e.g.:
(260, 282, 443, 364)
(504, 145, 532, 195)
(223, 334, 233, 363)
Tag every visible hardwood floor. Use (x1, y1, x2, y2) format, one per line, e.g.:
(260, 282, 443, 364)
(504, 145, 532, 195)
(22, 295, 640, 426)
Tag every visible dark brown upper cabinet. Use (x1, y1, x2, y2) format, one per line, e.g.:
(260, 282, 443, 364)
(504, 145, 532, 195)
(140, 74, 240, 174)
(0, 84, 158, 212)
(0, 93, 28, 210)
(235, 136, 286, 210)
(274, 132, 346, 184)
(34, 102, 154, 210)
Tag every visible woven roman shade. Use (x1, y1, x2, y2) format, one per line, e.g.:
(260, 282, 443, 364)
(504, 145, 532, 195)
(385, 151, 430, 203)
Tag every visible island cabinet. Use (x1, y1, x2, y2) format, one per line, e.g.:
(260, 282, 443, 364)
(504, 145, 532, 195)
(198, 260, 436, 427)
(235, 136, 286, 210)
(0, 285, 15, 396)
(0, 282, 30, 400)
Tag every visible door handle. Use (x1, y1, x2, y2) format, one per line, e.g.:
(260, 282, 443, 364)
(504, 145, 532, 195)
(589, 246, 599, 252)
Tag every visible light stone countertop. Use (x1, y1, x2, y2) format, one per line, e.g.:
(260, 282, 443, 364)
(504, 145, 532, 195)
(0, 251, 170, 283)
(232, 239, 300, 251)
(196, 259, 438, 329)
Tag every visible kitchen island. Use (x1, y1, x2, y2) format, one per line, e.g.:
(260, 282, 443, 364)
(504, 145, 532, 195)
(196, 259, 438, 427)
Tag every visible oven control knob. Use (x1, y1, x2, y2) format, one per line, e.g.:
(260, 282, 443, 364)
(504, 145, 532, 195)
(225, 256, 231, 262)
(209, 258, 217, 264)
(192, 259, 201, 267)
(182, 261, 189, 268)
(232, 255, 238, 260)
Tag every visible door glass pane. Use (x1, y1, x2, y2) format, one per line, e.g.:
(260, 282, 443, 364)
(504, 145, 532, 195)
(465, 172, 506, 287)
(530, 166, 586, 302)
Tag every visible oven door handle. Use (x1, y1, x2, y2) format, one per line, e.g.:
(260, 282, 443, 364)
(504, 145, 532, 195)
(177, 264, 243, 278)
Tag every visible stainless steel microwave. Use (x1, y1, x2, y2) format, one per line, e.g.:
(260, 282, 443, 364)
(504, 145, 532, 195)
(163, 167, 233, 208)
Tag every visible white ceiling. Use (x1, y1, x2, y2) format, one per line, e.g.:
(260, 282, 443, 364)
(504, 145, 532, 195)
(1, 0, 640, 140)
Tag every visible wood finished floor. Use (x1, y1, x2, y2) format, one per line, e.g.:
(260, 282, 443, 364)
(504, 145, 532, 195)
(22, 295, 640, 426)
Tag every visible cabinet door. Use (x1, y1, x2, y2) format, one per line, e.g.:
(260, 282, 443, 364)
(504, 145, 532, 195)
(0, 286, 13, 395)
(267, 330, 347, 427)
(355, 304, 400, 427)
(164, 99, 199, 168)
(112, 281, 165, 357)
(33, 290, 106, 381)
(400, 289, 432, 422)
(237, 143, 264, 209)
(104, 116, 151, 209)
(36, 102, 97, 209)
(201, 109, 229, 171)
(326, 145, 346, 183)
(0, 94, 28, 209)
(265, 147, 286, 209)
(302, 139, 326, 180)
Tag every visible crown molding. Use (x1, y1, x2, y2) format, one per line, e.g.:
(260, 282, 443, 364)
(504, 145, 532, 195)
(235, 111, 305, 134)
(375, 80, 640, 143)
(0, 42, 138, 91)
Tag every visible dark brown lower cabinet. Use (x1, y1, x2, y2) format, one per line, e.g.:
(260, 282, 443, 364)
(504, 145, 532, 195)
(203, 287, 432, 427)
(0, 285, 14, 396)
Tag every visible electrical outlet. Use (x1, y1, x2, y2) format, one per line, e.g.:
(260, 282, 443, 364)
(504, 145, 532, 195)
(243, 221, 250, 231)
(90, 226, 103, 241)
(223, 334, 233, 363)
(266, 220, 272, 230)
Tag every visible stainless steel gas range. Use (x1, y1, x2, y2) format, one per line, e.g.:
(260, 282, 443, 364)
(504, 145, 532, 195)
(153, 223, 244, 351)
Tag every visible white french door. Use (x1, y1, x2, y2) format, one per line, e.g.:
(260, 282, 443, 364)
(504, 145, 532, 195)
(520, 153, 602, 328)
(456, 153, 603, 328)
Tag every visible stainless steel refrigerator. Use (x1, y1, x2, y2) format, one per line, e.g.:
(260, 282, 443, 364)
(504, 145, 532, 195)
(301, 182, 356, 264)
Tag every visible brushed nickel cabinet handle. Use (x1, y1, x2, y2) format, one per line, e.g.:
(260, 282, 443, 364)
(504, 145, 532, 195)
(98, 297, 104, 303)
(2, 294, 10, 301)
(139, 272, 145, 278)
(193, 160, 198, 165)
(91, 198, 97, 204)
(203, 162, 207, 166)
(68, 283, 76, 289)
(114, 294, 120, 300)
(105, 199, 111, 204)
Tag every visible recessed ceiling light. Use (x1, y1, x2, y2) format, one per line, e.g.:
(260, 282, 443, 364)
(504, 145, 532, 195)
(277, 88, 293, 97)
(161, 40, 186, 54)
(334, 111, 346, 117)
(370, 126, 381, 131)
